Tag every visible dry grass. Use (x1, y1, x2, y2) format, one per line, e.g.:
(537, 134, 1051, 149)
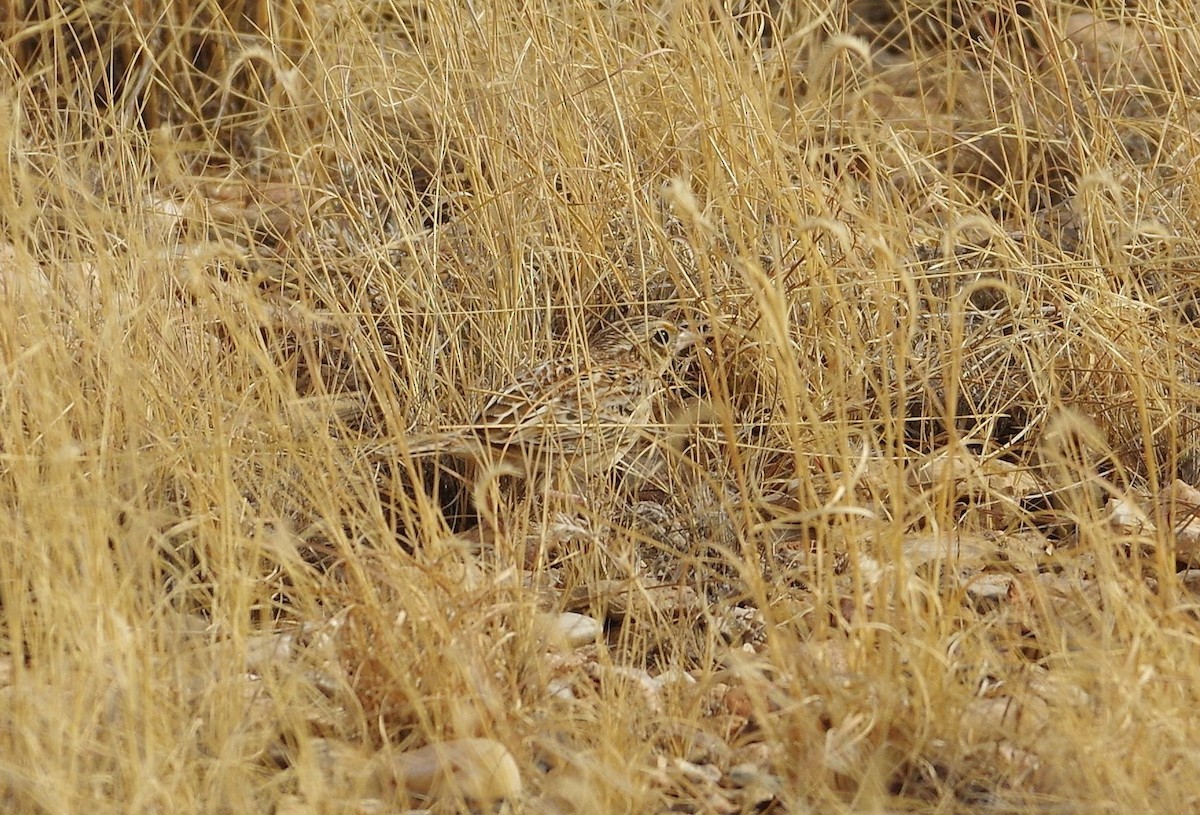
(3, 0, 1200, 812)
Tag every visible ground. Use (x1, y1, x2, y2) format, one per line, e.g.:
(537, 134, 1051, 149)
(2, 1, 1200, 813)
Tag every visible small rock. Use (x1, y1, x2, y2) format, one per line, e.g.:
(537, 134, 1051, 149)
(965, 573, 1015, 609)
(376, 738, 522, 808)
(726, 764, 782, 810)
(537, 611, 603, 648)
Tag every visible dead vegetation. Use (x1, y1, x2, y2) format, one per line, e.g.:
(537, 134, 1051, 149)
(3, 0, 1200, 812)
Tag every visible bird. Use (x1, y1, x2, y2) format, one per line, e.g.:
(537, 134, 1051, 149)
(401, 315, 706, 489)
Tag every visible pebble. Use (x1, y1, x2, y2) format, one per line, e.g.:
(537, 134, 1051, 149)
(377, 738, 522, 807)
(537, 611, 603, 648)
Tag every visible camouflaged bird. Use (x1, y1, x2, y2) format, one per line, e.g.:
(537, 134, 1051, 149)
(405, 316, 705, 481)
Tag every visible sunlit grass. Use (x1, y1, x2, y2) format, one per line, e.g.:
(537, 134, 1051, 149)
(2, 1, 1200, 812)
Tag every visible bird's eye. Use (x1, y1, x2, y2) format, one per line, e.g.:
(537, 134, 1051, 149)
(651, 327, 672, 346)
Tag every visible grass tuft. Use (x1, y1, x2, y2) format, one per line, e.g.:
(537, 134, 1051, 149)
(3, 1, 1200, 812)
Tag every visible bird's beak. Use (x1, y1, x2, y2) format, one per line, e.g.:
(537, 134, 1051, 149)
(676, 322, 708, 352)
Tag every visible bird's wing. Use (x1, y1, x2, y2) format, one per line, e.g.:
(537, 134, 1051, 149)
(475, 361, 581, 438)
(474, 362, 652, 452)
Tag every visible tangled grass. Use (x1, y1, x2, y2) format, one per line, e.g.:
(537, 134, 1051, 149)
(3, 0, 1200, 812)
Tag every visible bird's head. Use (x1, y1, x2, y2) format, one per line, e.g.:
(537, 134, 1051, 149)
(594, 316, 706, 368)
